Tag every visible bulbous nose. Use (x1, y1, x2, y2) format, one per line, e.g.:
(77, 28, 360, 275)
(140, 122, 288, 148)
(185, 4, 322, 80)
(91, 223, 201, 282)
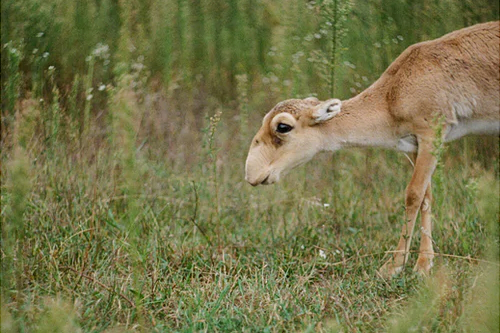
(245, 160, 268, 186)
(245, 153, 258, 186)
(245, 145, 271, 186)
(245, 174, 269, 186)
(245, 175, 259, 186)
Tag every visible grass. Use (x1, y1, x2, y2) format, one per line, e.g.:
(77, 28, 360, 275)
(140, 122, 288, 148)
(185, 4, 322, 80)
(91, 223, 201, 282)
(1, 84, 499, 331)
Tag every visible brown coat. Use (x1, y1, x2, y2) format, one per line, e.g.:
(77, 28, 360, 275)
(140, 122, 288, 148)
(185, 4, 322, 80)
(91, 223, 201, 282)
(245, 21, 500, 277)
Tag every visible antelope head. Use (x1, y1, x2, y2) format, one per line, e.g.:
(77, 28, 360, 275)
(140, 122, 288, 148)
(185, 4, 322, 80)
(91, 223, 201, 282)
(245, 97, 342, 186)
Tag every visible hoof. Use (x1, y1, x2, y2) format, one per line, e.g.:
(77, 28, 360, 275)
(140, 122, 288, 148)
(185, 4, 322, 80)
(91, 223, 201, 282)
(413, 257, 433, 276)
(378, 259, 404, 279)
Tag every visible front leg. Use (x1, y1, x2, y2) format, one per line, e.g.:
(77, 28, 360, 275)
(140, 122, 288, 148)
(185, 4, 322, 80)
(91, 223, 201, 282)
(379, 138, 437, 278)
(414, 183, 434, 275)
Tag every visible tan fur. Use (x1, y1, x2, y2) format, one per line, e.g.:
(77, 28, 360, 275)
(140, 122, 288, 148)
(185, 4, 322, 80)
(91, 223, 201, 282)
(245, 21, 500, 278)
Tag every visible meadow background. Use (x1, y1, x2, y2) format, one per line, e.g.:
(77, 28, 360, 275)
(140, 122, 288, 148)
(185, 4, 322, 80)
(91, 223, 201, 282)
(1, 0, 499, 331)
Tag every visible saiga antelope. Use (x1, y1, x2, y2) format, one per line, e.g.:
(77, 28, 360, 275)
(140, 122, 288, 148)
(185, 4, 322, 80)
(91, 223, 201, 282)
(245, 21, 499, 277)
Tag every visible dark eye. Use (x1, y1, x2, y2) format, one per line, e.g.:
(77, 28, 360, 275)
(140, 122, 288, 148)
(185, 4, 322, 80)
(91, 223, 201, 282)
(276, 123, 293, 134)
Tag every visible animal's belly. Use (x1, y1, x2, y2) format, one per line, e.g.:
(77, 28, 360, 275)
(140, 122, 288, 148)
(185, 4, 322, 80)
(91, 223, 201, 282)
(396, 135, 418, 152)
(445, 119, 500, 142)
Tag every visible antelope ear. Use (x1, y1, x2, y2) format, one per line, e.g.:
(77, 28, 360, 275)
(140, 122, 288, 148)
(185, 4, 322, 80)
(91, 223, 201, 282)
(304, 96, 319, 103)
(310, 99, 342, 124)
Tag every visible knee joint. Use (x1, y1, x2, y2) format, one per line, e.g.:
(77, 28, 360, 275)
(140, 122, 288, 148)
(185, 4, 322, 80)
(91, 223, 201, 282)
(405, 188, 422, 209)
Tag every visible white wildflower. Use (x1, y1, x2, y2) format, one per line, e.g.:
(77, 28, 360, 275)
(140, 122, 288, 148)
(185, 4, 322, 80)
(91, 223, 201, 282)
(343, 61, 356, 69)
(319, 249, 326, 259)
(131, 62, 145, 72)
(92, 43, 110, 59)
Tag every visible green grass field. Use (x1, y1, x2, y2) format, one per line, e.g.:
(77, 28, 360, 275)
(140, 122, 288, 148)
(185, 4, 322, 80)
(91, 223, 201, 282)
(2, 88, 499, 331)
